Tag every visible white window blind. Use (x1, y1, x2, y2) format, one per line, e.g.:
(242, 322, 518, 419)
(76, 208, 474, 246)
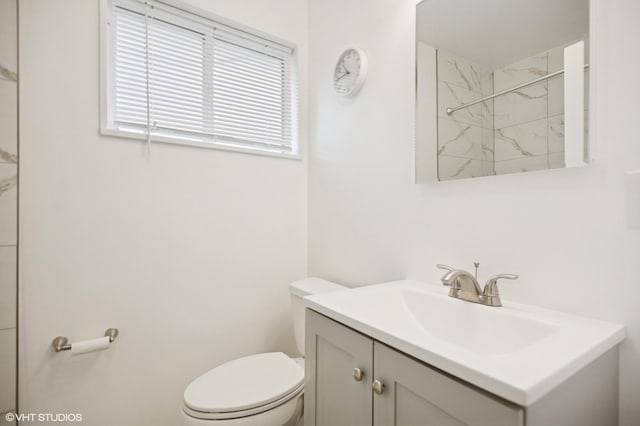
(104, 0, 298, 156)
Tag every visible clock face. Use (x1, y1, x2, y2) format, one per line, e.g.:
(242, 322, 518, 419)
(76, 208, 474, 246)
(333, 48, 367, 97)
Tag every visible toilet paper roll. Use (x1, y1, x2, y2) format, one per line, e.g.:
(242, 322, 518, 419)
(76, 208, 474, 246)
(70, 336, 110, 356)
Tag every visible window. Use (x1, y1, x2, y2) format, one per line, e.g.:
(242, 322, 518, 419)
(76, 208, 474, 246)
(101, 0, 299, 157)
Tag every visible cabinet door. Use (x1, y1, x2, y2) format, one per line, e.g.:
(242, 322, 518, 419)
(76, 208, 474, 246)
(373, 343, 524, 426)
(305, 309, 373, 426)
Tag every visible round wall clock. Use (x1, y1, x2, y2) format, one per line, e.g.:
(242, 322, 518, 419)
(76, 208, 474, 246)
(333, 48, 368, 97)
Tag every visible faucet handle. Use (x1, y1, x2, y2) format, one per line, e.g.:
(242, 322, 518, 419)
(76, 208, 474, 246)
(436, 264, 455, 272)
(436, 264, 461, 291)
(483, 274, 518, 294)
(482, 274, 518, 306)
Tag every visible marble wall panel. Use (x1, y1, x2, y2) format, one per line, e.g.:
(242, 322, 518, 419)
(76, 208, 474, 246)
(0, 0, 17, 82)
(494, 155, 548, 175)
(437, 50, 492, 95)
(494, 82, 548, 129)
(495, 118, 548, 162)
(0, 1, 17, 416)
(0, 247, 16, 330)
(0, 329, 15, 413)
(437, 49, 494, 179)
(437, 118, 482, 159)
(0, 81, 17, 163)
(493, 53, 547, 92)
(438, 156, 485, 180)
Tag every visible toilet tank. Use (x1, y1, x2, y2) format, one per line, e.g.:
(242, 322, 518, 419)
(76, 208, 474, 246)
(290, 278, 346, 356)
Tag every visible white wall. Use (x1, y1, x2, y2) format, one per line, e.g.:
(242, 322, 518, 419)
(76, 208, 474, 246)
(18, 0, 307, 425)
(307, 0, 640, 425)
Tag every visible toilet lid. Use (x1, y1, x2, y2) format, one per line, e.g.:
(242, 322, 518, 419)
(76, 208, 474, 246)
(183, 352, 304, 414)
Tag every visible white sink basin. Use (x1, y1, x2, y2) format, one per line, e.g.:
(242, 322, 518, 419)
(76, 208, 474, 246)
(305, 280, 624, 406)
(401, 288, 558, 355)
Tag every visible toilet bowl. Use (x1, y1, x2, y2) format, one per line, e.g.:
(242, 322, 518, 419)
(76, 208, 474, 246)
(182, 278, 346, 425)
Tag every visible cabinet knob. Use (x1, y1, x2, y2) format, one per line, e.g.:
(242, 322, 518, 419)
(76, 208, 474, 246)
(372, 379, 384, 395)
(353, 367, 364, 381)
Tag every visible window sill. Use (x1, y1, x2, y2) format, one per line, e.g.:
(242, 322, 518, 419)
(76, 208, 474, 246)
(99, 128, 303, 161)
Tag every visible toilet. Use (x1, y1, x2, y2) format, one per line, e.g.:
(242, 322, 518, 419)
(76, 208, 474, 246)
(182, 278, 346, 425)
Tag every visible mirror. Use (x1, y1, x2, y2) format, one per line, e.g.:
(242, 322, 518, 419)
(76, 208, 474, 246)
(415, 0, 590, 181)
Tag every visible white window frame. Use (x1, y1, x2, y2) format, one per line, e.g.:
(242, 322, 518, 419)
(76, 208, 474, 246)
(99, 0, 301, 159)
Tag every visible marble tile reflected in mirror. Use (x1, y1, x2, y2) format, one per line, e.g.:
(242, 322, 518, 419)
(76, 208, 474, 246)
(415, 0, 590, 182)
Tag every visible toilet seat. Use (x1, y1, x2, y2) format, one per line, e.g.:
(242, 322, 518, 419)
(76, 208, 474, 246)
(183, 352, 304, 421)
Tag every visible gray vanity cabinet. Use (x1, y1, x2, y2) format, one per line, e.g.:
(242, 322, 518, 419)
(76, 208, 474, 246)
(305, 309, 523, 426)
(304, 308, 373, 425)
(373, 342, 523, 426)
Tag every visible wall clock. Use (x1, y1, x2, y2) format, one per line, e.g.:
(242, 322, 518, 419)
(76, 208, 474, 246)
(333, 48, 368, 97)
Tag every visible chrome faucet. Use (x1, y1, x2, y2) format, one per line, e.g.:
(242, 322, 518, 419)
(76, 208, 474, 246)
(436, 264, 518, 307)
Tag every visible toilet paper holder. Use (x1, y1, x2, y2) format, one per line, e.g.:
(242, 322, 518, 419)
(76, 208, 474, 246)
(52, 328, 119, 352)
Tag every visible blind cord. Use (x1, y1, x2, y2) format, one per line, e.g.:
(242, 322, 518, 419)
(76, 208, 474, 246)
(144, 1, 152, 159)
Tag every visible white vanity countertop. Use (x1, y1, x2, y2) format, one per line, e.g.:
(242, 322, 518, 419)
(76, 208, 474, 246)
(304, 280, 624, 406)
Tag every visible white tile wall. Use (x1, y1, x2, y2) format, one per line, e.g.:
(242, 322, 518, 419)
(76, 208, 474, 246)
(494, 83, 548, 129)
(495, 118, 548, 161)
(0, 0, 17, 81)
(548, 115, 565, 154)
(437, 118, 482, 159)
(0, 165, 16, 246)
(479, 99, 494, 130)
(438, 156, 484, 180)
(481, 160, 495, 177)
(0, 247, 16, 330)
(434, 45, 585, 180)
(437, 50, 492, 94)
(0, 328, 15, 413)
(437, 49, 494, 180)
(492, 41, 589, 176)
(493, 48, 549, 171)
(548, 76, 565, 118)
(0, 0, 17, 418)
(481, 128, 495, 161)
(0, 81, 17, 162)
(494, 155, 549, 175)
(548, 152, 566, 169)
(437, 81, 484, 127)
(493, 54, 547, 91)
